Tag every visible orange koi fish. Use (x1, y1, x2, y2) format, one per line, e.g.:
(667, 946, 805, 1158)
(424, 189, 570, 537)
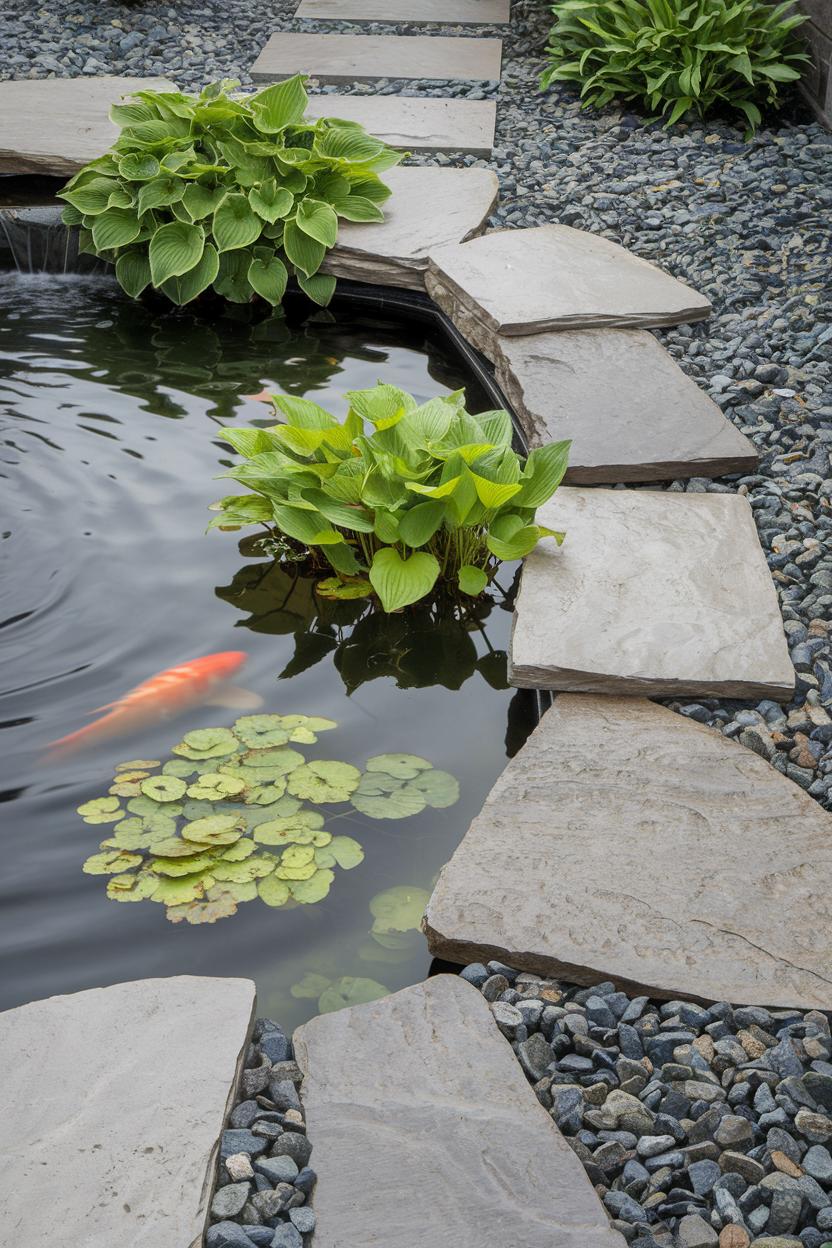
(46, 651, 261, 759)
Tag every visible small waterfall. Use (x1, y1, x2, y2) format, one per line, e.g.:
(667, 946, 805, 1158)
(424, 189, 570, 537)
(0, 206, 106, 275)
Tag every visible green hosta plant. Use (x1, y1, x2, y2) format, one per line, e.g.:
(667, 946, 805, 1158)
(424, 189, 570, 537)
(540, 0, 808, 133)
(78, 715, 458, 924)
(211, 383, 571, 612)
(58, 75, 403, 308)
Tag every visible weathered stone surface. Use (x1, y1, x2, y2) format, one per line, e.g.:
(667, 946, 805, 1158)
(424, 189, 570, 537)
(0, 77, 175, 175)
(294, 975, 625, 1248)
(297, 0, 510, 20)
(509, 487, 794, 699)
(304, 94, 496, 155)
(322, 165, 498, 290)
(0, 976, 256, 1248)
(251, 32, 503, 84)
(488, 327, 758, 483)
(425, 224, 712, 349)
(424, 695, 832, 1009)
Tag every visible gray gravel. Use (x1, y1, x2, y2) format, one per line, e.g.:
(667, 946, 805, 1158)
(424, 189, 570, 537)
(211, 1017, 315, 1248)
(1, 0, 831, 805)
(464, 960, 832, 1248)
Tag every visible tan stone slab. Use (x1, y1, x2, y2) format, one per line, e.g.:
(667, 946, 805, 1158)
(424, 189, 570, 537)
(425, 224, 712, 350)
(294, 974, 626, 1248)
(296, 0, 510, 21)
(424, 694, 832, 1010)
(0, 77, 175, 175)
(492, 327, 758, 483)
(304, 94, 496, 154)
(322, 165, 498, 290)
(509, 487, 794, 698)
(0, 976, 256, 1248)
(250, 32, 503, 84)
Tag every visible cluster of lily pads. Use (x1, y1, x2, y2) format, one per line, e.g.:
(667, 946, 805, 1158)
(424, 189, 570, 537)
(78, 713, 458, 924)
(290, 882, 432, 1013)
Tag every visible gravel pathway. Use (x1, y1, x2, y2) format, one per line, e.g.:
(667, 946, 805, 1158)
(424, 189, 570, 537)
(463, 960, 832, 1248)
(1, 0, 831, 805)
(211, 1017, 316, 1248)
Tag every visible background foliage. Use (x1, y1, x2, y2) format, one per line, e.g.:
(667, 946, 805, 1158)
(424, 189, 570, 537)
(540, 0, 808, 132)
(59, 75, 402, 307)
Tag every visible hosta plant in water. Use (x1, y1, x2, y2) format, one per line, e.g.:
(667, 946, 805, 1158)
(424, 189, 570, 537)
(58, 75, 402, 308)
(78, 713, 458, 924)
(211, 383, 571, 610)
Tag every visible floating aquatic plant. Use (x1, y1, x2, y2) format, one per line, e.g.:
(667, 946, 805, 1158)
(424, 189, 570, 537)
(78, 714, 458, 924)
(290, 972, 390, 1014)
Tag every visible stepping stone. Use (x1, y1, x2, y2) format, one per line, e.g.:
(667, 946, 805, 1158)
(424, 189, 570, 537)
(492, 327, 758, 483)
(250, 32, 503, 84)
(509, 486, 794, 699)
(323, 165, 498, 290)
(0, 976, 255, 1248)
(294, 974, 626, 1248)
(304, 94, 496, 155)
(425, 224, 712, 353)
(424, 694, 832, 1010)
(0, 77, 175, 175)
(296, 0, 510, 21)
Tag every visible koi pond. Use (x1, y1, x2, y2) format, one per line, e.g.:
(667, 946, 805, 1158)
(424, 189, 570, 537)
(0, 272, 537, 1026)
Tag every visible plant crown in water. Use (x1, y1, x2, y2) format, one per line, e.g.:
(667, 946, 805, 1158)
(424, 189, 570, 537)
(58, 75, 403, 308)
(211, 383, 571, 611)
(78, 713, 459, 924)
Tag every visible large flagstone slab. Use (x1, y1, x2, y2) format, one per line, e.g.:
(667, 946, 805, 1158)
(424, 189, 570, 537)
(304, 94, 496, 154)
(250, 32, 503, 83)
(0, 77, 175, 175)
(296, 0, 510, 20)
(492, 327, 758, 483)
(0, 976, 256, 1248)
(425, 224, 712, 352)
(509, 487, 794, 698)
(322, 165, 498, 290)
(294, 974, 625, 1248)
(423, 695, 832, 1010)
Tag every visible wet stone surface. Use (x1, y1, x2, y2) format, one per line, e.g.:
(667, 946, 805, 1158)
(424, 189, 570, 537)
(208, 1018, 316, 1248)
(461, 962, 832, 1248)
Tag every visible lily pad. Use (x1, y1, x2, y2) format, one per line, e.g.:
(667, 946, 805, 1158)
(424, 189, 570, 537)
(172, 726, 239, 760)
(274, 860, 317, 881)
(233, 714, 292, 748)
(365, 753, 432, 780)
(109, 780, 144, 798)
(166, 889, 238, 924)
(240, 747, 306, 775)
(150, 851, 218, 877)
(245, 780, 288, 806)
(351, 785, 426, 820)
(291, 971, 332, 999)
(141, 775, 188, 803)
(253, 811, 325, 846)
(287, 760, 361, 803)
(316, 577, 373, 601)
(163, 758, 216, 779)
(150, 835, 213, 858)
(219, 838, 256, 862)
(211, 856, 275, 883)
(78, 797, 123, 825)
(258, 875, 291, 907)
(83, 848, 142, 875)
(288, 868, 334, 904)
(115, 759, 160, 771)
(186, 772, 246, 800)
(106, 872, 158, 902)
(150, 872, 212, 905)
(408, 768, 460, 809)
(369, 885, 430, 935)
(181, 813, 244, 845)
(208, 880, 257, 903)
(128, 795, 184, 819)
(314, 835, 364, 870)
(280, 844, 315, 870)
(319, 976, 389, 1014)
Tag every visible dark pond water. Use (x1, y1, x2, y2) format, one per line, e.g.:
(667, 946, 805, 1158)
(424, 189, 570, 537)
(0, 273, 536, 1026)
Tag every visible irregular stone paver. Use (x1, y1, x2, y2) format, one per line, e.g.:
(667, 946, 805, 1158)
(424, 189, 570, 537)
(305, 94, 496, 155)
(296, 0, 510, 20)
(425, 224, 712, 351)
(509, 487, 794, 698)
(294, 974, 626, 1248)
(250, 32, 503, 84)
(491, 327, 758, 482)
(322, 165, 498, 290)
(424, 694, 832, 1009)
(0, 976, 256, 1248)
(0, 77, 175, 174)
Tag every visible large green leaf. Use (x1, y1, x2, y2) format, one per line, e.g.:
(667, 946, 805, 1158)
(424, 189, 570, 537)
(248, 254, 288, 306)
(283, 219, 326, 276)
(296, 271, 337, 307)
(137, 175, 184, 215)
(295, 198, 339, 248)
(213, 250, 253, 303)
(369, 548, 440, 612)
(160, 243, 219, 304)
(397, 500, 444, 548)
(115, 250, 152, 296)
(148, 221, 205, 286)
(249, 180, 294, 223)
(213, 193, 263, 252)
(514, 439, 572, 508)
(249, 74, 309, 133)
